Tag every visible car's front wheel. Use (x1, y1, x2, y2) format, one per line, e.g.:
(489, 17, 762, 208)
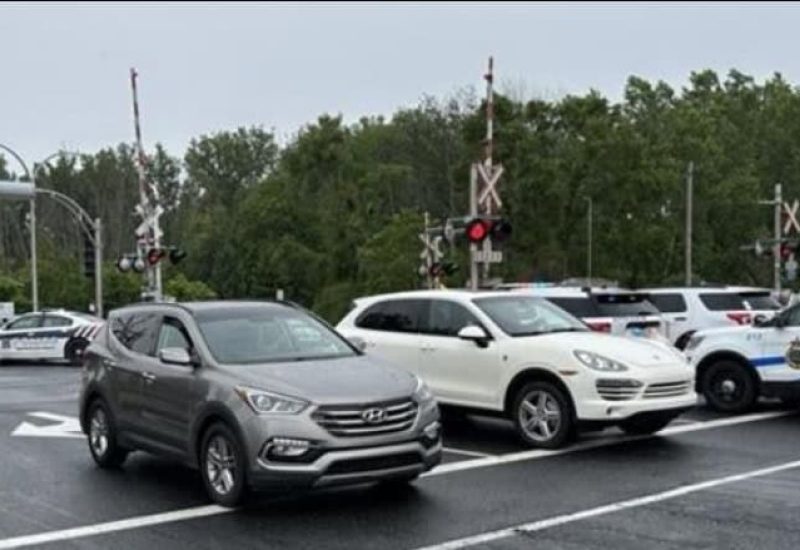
(200, 423, 247, 507)
(87, 399, 128, 468)
(511, 381, 574, 449)
(701, 359, 757, 413)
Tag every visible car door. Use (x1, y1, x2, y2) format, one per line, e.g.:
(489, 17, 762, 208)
(648, 293, 690, 344)
(107, 311, 160, 435)
(418, 299, 501, 407)
(350, 299, 425, 376)
(41, 314, 76, 359)
(759, 305, 800, 382)
(0, 313, 44, 361)
(138, 315, 198, 454)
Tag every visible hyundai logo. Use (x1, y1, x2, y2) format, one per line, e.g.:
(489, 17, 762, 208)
(362, 407, 386, 424)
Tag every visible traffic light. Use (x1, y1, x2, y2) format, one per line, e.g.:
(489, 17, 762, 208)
(429, 261, 458, 278)
(169, 248, 187, 264)
(781, 242, 794, 262)
(465, 217, 512, 244)
(83, 235, 95, 279)
(147, 248, 167, 266)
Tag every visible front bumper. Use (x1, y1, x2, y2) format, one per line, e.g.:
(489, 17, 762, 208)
(240, 399, 442, 491)
(575, 392, 698, 421)
(249, 439, 442, 490)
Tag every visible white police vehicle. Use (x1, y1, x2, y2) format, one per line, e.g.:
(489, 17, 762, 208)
(686, 302, 800, 413)
(0, 310, 103, 366)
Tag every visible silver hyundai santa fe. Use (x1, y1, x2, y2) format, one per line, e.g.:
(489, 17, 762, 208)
(79, 301, 442, 506)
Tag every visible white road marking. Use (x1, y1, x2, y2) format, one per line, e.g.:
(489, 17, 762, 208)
(0, 409, 792, 549)
(11, 412, 83, 439)
(0, 506, 233, 550)
(441, 446, 493, 458)
(423, 410, 792, 478)
(413, 458, 800, 550)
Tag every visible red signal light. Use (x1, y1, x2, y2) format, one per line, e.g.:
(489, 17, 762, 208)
(466, 219, 490, 243)
(147, 248, 166, 266)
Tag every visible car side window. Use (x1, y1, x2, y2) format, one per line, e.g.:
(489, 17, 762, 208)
(355, 300, 422, 333)
(6, 315, 41, 330)
(42, 315, 72, 328)
(424, 300, 481, 337)
(784, 305, 800, 327)
(156, 317, 192, 353)
(648, 294, 688, 314)
(111, 312, 160, 356)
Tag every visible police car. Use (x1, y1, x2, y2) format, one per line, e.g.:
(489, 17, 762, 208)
(686, 301, 800, 413)
(0, 310, 103, 366)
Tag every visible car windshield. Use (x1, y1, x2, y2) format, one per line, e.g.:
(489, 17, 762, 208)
(740, 292, 780, 311)
(195, 305, 357, 364)
(473, 296, 588, 337)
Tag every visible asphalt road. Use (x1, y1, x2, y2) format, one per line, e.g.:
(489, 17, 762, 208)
(1, 364, 799, 550)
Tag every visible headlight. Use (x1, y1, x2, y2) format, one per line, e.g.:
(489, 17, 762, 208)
(235, 387, 309, 415)
(414, 377, 434, 403)
(685, 335, 704, 351)
(573, 350, 629, 372)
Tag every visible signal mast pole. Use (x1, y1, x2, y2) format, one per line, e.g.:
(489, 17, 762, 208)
(130, 68, 163, 301)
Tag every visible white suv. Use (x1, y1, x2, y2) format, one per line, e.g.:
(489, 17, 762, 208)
(507, 286, 668, 344)
(643, 287, 780, 349)
(337, 290, 696, 448)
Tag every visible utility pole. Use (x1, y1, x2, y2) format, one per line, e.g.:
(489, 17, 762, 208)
(130, 68, 163, 301)
(586, 197, 593, 281)
(685, 161, 694, 286)
(774, 183, 783, 294)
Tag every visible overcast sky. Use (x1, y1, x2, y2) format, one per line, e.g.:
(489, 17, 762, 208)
(2, 1, 799, 164)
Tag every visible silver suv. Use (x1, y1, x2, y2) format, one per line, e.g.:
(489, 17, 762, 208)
(79, 301, 441, 506)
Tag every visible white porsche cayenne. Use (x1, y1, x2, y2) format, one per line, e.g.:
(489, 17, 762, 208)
(337, 290, 697, 448)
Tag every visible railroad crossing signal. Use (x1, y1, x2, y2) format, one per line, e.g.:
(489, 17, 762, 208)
(476, 164, 504, 214)
(784, 200, 800, 236)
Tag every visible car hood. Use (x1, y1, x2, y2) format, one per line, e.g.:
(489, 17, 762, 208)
(510, 331, 685, 368)
(217, 354, 417, 405)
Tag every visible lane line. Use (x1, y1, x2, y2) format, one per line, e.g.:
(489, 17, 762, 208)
(0, 506, 233, 550)
(441, 446, 493, 458)
(423, 409, 793, 477)
(0, 409, 792, 549)
(413, 458, 800, 550)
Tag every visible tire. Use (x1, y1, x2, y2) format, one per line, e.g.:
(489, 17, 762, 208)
(619, 412, 676, 435)
(700, 359, 758, 413)
(511, 381, 574, 449)
(87, 399, 128, 468)
(65, 339, 88, 367)
(200, 422, 248, 507)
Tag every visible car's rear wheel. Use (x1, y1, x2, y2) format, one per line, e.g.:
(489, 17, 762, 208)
(87, 399, 128, 468)
(200, 423, 247, 507)
(65, 339, 88, 366)
(701, 360, 758, 413)
(511, 381, 574, 449)
(619, 412, 677, 435)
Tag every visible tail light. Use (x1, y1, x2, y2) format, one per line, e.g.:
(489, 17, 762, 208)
(586, 321, 612, 333)
(726, 312, 752, 325)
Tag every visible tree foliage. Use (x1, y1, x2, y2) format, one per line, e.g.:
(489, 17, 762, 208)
(2, 69, 799, 320)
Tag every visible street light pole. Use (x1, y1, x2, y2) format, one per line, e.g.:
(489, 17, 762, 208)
(0, 143, 36, 311)
(586, 197, 593, 282)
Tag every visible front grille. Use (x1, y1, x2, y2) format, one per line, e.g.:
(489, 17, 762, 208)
(312, 398, 418, 437)
(644, 380, 692, 399)
(326, 452, 422, 475)
(595, 379, 642, 401)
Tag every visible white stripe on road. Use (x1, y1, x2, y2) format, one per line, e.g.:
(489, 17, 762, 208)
(442, 446, 493, 458)
(0, 409, 792, 549)
(0, 506, 233, 550)
(423, 410, 792, 477)
(414, 458, 800, 550)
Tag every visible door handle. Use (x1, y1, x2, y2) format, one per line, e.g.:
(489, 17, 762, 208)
(141, 372, 157, 384)
(674, 317, 687, 322)
(102, 359, 117, 369)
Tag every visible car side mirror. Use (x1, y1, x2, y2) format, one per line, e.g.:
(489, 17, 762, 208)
(348, 336, 368, 352)
(159, 347, 193, 366)
(458, 325, 490, 348)
(754, 314, 768, 327)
